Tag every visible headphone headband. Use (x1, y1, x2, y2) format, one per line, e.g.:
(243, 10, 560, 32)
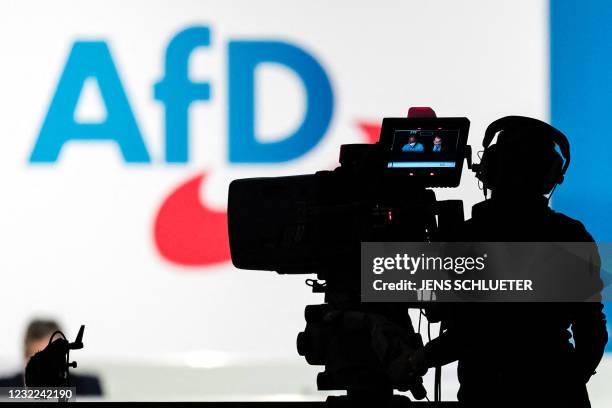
(483, 116, 570, 175)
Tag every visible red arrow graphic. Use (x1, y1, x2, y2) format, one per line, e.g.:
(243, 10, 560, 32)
(356, 121, 382, 144)
(154, 173, 230, 266)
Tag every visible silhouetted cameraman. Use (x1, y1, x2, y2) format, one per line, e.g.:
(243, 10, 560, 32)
(418, 117, 608, 406)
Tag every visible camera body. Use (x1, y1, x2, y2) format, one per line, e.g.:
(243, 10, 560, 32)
(229, 117, 470, 273)
(228, 115, 470, 404)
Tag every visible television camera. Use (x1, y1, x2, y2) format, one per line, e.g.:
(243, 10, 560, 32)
(228, 109, 471, 406)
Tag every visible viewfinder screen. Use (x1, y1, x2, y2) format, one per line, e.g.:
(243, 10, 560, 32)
(387, 129, 460, 168)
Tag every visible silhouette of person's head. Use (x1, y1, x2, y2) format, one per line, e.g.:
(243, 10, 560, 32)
(23, 319, 61, 361)
(408, 135, 417, 144)
(494, 133, 561, 196)
(477, 116, 569, 200)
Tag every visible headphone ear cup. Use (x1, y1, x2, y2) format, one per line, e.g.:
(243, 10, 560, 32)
(540, 154, 564, 194)
(474, 153, 486, 183)
(553, 155, 564, 185)
(478, 145, 499, 191)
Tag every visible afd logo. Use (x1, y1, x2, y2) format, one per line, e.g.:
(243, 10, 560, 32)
(28, 25, 343, 267)
(29, 26, 333, 164)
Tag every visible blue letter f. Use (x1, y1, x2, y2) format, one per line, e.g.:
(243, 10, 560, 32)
(155, 26, 211, 163)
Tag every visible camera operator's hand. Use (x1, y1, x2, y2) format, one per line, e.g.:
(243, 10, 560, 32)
(368, 315, 428, 379)
(387, 347, 427, 382)
(324, 310, 428, 384)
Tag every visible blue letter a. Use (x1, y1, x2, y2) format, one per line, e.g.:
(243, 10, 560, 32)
(30, 41, 149, 163)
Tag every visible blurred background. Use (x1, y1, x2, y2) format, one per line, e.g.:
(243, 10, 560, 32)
(0, 0, 609, 404)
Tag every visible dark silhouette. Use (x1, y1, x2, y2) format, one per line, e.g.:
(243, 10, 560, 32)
(423, 117, 608, 406)
(0, 319, 103, 396)
(227, 111, 607, 405)
(228, 113, 472, 405)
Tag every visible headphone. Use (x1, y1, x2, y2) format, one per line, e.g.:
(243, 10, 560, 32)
(474, 116, 570, 195)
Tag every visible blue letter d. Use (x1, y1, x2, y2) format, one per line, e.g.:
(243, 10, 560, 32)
(228, 41, 333, 163)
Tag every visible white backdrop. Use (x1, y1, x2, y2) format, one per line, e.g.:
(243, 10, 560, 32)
(0, 0, 558, 400)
